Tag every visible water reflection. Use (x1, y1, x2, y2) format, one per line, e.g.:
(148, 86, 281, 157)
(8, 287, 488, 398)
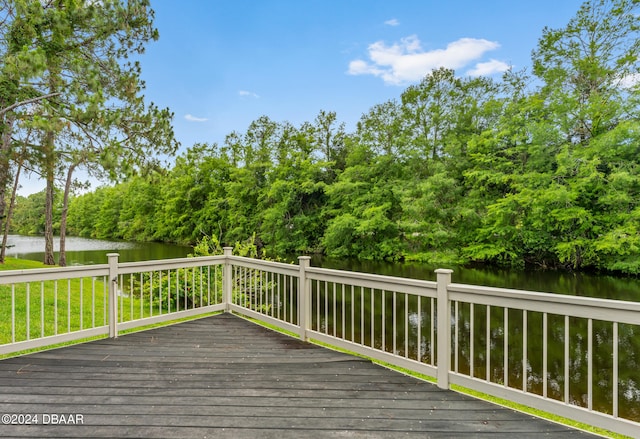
(313, 256, 640, 301)
(5, 235, 192, 264)
(7, 236, 640, 301)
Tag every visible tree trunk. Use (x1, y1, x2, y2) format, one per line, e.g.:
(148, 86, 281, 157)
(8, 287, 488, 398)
(1, 157, 23, 263)
(58, 163, 76, 267)
(0, 114, 15, 260)
(43, 130, 56, 266)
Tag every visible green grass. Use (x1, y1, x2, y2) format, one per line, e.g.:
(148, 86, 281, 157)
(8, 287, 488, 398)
(0, 263, 127, 345)
(1, 258, 49, 270)
(0, 257, 216, 350)
(1, 257, 225, 361)
(0, 275, 108, 344)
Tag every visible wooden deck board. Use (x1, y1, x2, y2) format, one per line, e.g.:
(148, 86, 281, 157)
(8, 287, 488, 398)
(0, 313, 601, 438)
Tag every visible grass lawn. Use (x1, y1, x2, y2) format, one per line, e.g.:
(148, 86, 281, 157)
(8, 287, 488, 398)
(0, 258, 220, 361)
(1, 258, 49, 270)
(0, 258, 150, 346)
(1, 258, 221, 348)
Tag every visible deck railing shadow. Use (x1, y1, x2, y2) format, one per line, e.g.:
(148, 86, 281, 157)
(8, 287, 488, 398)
(1, 247, 639, 437)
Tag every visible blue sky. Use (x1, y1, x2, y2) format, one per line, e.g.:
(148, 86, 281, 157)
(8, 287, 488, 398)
(19, 0, 586, 195)
(141, 0, 584, 151)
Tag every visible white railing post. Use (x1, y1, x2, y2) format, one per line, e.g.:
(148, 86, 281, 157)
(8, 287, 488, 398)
(107, 253, 119, 338)
(435, 268, 453, 389)
(223, 247, 233, 312)
(298, 256, 311, 341)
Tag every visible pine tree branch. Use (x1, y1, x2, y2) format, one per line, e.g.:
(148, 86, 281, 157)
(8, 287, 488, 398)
(0, 92, 62, 117)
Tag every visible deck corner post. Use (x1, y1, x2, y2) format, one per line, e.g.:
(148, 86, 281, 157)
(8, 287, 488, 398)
(298, 256, 312, 341)
(435, 268, 454, 390)
(107, 253, 119, 338)
(223, 247, 233, 312)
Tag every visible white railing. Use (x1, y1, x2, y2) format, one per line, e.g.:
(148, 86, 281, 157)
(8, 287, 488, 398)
(445, 282, 640, 436)
(0, 253, 226, 355)
(1, 249, 639, 437)
(0, 264, 110, 354)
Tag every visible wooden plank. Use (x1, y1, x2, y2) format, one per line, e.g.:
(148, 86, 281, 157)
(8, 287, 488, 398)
(0, 313, 601, 438)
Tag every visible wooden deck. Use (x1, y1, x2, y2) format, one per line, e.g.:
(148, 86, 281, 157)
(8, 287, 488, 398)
(0, 313, 601, 438)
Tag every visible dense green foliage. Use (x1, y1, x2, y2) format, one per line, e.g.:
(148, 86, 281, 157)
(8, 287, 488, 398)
(10, 0, 640, 274)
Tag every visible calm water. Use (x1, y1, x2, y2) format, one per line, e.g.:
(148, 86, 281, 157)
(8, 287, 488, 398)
(313, 257, 640, 302)
(5, 234, 640, 301)
(5, 235, 193, 265)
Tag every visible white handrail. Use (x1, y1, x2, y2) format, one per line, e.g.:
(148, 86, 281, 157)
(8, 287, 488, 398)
(449, 282, 640, 324)
(0, 265, 108, 283)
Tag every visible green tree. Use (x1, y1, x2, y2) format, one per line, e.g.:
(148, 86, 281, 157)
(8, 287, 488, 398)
(465, 0, 640, 271)
(533, 0, 640, 144)
(154, 143, 230, 244)
(11, 189, 53, 235)
(259, 122, 327, 254)
(116, 175, 162, 241)
(463, 71, 562, 267)
(66, 188, 104, 238)
(396, 69, 500, 262)
(221, 119, 277, 246)
(312, 110, 347, 181)
(322, 140, 403, 260)
(532, 0, 640, 270)
(0, 1, 54, 261)
(400, 68, 460, 166)
(6, 0, 176, 265)
(356, 100, 404, 157)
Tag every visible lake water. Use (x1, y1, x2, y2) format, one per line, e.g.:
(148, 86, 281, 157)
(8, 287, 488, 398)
(5, 234, 640, 301)
(4, 235, 193, 265)
(313, 257, 640, 302)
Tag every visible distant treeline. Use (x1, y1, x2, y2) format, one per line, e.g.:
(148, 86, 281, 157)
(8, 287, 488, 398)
(11, 1, 640, 274)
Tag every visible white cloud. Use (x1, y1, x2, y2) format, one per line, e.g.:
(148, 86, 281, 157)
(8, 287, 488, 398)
(184, 114, 208, 122)
(347, 59, 385, 77)
(384, 18, 400, 26)
(466, 59, 510, 77)
(239, 90, 260, 98)
(348, 35, 505, 85)
(618, 72, 640, 89)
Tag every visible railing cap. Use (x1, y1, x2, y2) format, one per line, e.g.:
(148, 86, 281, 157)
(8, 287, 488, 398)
(435, 268, 454, 274)
(298, 255, 311, 269)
